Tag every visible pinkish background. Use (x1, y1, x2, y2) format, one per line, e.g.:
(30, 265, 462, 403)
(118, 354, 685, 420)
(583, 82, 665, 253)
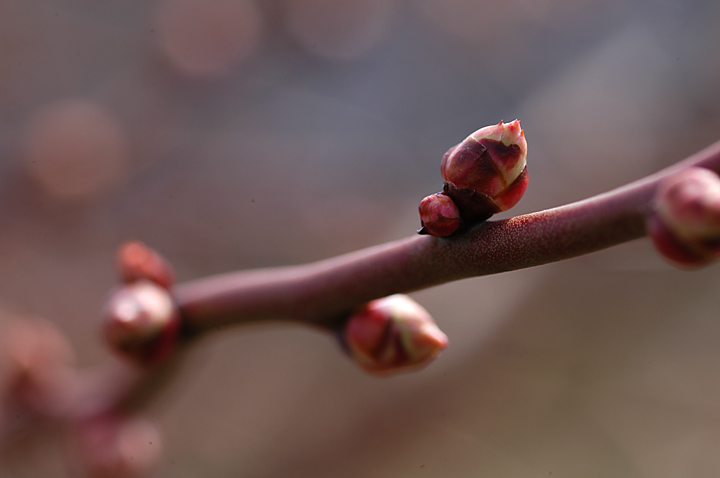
(2, 1, 720, 477)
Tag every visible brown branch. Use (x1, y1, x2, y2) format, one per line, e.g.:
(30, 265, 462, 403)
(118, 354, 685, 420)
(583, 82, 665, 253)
(174, 140, 720, 334)
(6, 140, 720, 472)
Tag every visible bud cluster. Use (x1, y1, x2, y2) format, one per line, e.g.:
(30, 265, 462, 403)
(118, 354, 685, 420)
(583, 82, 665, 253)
(419, 120, 528, 236)
(0, 319, 165, 478)
(648, 167, 720, 268)
(102, 242, 180, 367)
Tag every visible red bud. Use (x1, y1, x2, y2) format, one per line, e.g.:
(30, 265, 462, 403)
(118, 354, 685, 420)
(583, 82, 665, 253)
(440, 120, 528, 221)
(343, 295, 448, 375)
(418, 192, 461, 236)
(117, 241, 175, 289)
(649, 167, 720, 268)
(102, 281, 180, 366)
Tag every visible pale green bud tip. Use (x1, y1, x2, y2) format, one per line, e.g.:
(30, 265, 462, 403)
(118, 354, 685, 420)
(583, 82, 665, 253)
(470, 119, 526, 148)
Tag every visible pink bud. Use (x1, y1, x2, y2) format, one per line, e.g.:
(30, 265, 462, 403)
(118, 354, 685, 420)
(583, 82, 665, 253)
(649, 167, 720, 267)
(117, 241, 175, 289)
(102, 281, 180, 366)
(0, 319, 75, 416)
(441, 120, 528, 221)
(343, 295, 448, 375)
(68, 414, 162, 478)
(418, 192, 461, 236)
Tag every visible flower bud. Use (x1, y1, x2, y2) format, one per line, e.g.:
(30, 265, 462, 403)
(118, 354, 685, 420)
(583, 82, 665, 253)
(0, 318, 75, 416)
(649, 167, 720, 268)
(440, 120, 528, 221)
(418, 192, 461, 236)
(68, 414, 162, 478)
(102, 281, 180, 367)
(342, 295, 448, 375)
(117, 241, 175, 289)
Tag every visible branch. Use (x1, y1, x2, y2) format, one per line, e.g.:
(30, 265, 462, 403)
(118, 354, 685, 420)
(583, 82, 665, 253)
(175, 139, 720, 333)
(5, 138, 720, 475)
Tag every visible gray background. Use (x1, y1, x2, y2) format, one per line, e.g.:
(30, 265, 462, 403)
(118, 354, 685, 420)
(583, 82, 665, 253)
(1, 0, 720, 476)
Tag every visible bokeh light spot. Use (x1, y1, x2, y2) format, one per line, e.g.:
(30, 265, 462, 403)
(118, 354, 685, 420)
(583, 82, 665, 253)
(22, 99, 129, 201)
(156, 0, 263, 78)
(285, 0, 395, 61)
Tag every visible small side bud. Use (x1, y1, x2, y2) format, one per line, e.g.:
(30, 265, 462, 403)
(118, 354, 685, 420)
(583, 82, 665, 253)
(102, 281, 180, 367)
(649, 167, 720, 268)
(418, 193, 461, 236)
(117, 241, 175, 289)
(342, 295, 448, 375)
(68, 414, 162, 478)
(440, 120, 528, 221)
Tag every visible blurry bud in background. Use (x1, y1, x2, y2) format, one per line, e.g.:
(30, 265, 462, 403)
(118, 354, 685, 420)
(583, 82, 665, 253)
(156, 0, 263, 78)
(649, 167, 720, 268)
(284, 0, 395, 61)
(0, 318, 75, 416)
(441, 120, 528, 221)
(68, 413, 162, 478)
(102, 281, 180, 367)
(21, 99, 128, 201)
(343, 294, 448, 375)
(117, 241, 175, 290)
(418, 192, 461, 236)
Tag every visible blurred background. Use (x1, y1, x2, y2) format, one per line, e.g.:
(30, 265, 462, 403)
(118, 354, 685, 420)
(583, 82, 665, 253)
(1, 0, 720, 476)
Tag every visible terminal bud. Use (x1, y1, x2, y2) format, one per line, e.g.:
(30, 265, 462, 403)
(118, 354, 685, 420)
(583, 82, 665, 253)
(440, 120, 528, 221)
(342, 295, 448, 375)
(649, 167, 720, 268)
